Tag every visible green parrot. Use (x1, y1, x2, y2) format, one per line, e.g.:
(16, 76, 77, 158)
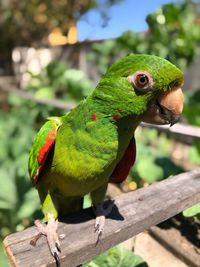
(28, 54, 184, 264)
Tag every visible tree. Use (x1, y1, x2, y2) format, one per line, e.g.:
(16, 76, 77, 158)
(0, 0, 122, 74)
(89, 0, 200, 74)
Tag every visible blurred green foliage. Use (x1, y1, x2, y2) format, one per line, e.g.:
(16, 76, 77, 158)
(0, 0, 123, 46)
(182, 92, 200, 218)
(0, 108, 39, 266)
(0, 0, 123, 74)
(130, 128, 184, 186)
(183, 202, 200, 219)
(183, 89, 200, 126)
(89, 1, 200, 73)
(0, 242, 9, 267)
(84, 246, 148, 267)
(0, 0, 95, 46)
(0, 108, 39, 237)
(27, 61, 95, 101)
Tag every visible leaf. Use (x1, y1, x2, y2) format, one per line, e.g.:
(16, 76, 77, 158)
(155, 157, 183, 178)
(183, 90, 200, 126)
(62, 69, 94, 99)
(46, 61, 68, 81)
(0, 169, 17, 210)
(8, 94, 24, 106)
(183, 202, 200, 217)
(188, 146, 200, 165)
(17, 188, 40, 220)
(84, 246, 148, 267)
(136, 157, 164, 183)
(14, 153, 29, 177)
(34, 86, 55, 99)
(0, 242, 10, 267)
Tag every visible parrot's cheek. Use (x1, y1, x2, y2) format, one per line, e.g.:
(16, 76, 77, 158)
(142, 86, 184, 126)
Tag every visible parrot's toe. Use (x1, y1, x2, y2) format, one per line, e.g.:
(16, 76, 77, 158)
(95, 215, 105, 235)
(93, 200, 114, 244)
(30, 218, 61, 267)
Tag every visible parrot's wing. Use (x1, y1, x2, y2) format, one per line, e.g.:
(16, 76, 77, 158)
(110, 137, 136, 183)
(28, 117, 62, 184)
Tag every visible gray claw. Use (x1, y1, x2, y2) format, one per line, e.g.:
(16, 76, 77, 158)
(95, 231, 102, 246)
(94, 224, 99, 233)
(55, 241, 61, 253)
(54, 252, 60, 267)
(93, 201, 114, 244)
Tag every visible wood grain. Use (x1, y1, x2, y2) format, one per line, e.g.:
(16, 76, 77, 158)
(150, 226, 200, 267)
(3, 168, 200, 267)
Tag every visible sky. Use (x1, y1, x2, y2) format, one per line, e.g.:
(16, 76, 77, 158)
(77, 0, 176, 41)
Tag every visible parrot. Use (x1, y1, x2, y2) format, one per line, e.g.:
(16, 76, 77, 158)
(28, 54, 184, 265)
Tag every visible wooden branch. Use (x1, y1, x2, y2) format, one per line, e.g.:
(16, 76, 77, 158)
(141, 122, 200, 141)
(3, 168, 200, 267)
(0, 77, 75, 110)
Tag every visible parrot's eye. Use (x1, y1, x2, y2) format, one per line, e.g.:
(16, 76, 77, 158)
(128, 71, 153, 93)
(135, 74, 149, 88)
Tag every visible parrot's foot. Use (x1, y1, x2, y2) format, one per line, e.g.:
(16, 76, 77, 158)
(30, 217, 61, 267)
(93, 200, 114, 244)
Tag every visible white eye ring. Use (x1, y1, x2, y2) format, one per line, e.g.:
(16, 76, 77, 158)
(127, 70, 154, 92)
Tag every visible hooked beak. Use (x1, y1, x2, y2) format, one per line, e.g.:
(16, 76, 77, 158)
(142, 86, 184, 126)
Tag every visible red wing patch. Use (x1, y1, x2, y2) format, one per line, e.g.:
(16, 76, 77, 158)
(29, 117, 61, 184)
(37, 128, 56, 165)
(110, 139, 136, 184)
(34, 127, 57, 183)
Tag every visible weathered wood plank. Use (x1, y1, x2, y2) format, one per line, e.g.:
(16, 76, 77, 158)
(3, 168, 200, 267)
(150, 226, 200, 267)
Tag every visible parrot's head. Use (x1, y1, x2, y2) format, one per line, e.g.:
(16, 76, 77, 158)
(92, 54, 184, 126)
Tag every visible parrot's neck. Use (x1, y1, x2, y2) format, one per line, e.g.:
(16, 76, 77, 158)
(64, 97, 141, 145)
(85, 94, 142, 133)
(88, 75, 151, 122)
